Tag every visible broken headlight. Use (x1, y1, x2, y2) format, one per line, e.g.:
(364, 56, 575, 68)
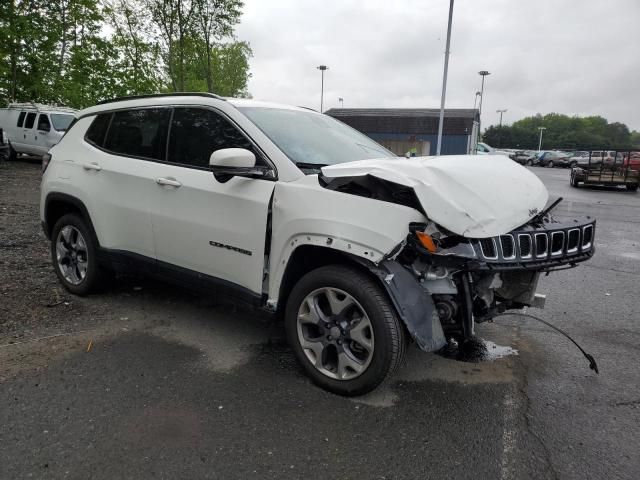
(410, 222, 477, 259)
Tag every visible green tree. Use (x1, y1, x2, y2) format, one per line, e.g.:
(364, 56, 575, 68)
(483, 113, 634, 150)
(192, 0, 243, 93)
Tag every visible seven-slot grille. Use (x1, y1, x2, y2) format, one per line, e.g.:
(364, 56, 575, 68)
(474, 224, 595, 262)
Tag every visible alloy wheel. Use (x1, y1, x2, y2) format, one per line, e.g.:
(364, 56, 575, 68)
(55, 225, 89, 285)
(296, 287, 375, 380)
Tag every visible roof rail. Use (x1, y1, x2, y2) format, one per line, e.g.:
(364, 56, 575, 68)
(96, 92, 225, 105)
(5, 102, 77, 113)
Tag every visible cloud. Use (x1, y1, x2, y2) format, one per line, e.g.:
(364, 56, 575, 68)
(236, 0, 640, 130)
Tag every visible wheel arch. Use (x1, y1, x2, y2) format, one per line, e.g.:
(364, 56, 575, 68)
(274, 244, 374, 316)
(44, 192, 99, 245)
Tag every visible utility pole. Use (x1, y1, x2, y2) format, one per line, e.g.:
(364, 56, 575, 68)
(477, 70, 490, 149)
(436, 0, 455, 156)
(538, 127, 547, 152)
(317, 65, 328, 113)
(496, 109, 507, 147)
(338, 97, 344, 108)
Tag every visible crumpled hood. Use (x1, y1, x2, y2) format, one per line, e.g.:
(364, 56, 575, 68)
(321, 154, 549, 238)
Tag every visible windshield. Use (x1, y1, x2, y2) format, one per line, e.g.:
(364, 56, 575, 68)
(239, 107, 395, 167)
(50, 114, 75, 132)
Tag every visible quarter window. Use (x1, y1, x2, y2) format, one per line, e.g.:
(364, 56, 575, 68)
(85, 113, 112, 147)
(168, 107, 259, 169)
(17, 112, 26, 127)
(37, 114, 51, 132)
(104, 108, 170, 160)
(24, 112, 37, 129)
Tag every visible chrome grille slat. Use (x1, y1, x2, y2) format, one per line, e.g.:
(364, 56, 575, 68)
(479, 238, 498, 259)
(551, 231, 564, 255)
(500, 235, 516, 259)
(582, 225, 593, 249)
(518, 234, 532, 259)
(534, 233, 548, 258)
(567, 229, 580, 253)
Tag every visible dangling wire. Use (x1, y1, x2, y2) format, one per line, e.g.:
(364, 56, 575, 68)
(492, 312, 599, 374)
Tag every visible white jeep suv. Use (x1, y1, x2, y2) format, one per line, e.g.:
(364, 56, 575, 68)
(41, 93, 596, 395)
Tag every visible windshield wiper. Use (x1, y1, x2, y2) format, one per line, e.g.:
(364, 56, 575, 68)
(295, 162, 328, 169)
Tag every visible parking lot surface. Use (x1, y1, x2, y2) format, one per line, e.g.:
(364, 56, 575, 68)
(1, 161, 639, 479)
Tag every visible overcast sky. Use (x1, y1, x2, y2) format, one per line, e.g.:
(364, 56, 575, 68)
(236, 0, 640, 131)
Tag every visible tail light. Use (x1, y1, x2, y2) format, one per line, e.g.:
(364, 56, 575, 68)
(42, 153, 52, 173)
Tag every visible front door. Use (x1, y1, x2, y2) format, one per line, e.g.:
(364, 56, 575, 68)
(34, 113, 52, 155)
(149, 107, 276, 295)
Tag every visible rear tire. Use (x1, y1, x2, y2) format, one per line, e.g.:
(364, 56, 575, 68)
(570, 171, 580, 188)
(627, 184, 639, 192)
(526, 159, 534, 166)
(547, 160, 554, 168)
(8, 144, 17, 161)
(285, 265, 407, 396)
(51, 213, 104, 296)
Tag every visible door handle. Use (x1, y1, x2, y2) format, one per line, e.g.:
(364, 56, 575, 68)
(83, 162, 102, 171)
(156, 177, 182, 187)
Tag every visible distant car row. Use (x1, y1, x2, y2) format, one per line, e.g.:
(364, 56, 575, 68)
(508, 149, 636, 168)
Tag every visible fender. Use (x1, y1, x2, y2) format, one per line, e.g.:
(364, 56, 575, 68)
(43, 192, 99, 243)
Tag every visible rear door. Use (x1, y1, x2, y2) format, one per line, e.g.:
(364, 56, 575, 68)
(79, 108, 171, 260)
(148, 106, 276, 295)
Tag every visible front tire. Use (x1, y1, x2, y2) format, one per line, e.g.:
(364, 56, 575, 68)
(546, 160, 554, 168)
(8, 144, 17, 161)
(285, 265, 407, 396)
(51, 213, 103, 295)
(627, 184, 639, 192)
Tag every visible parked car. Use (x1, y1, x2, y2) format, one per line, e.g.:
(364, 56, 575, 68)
(623, 152, 640, 170)
(0, 127, 10, 161)
(567, 151, 592, 167)
(0, 103, 77, 160)
(513, 150, 538, 165)
(537, 150, 572, 168)
(475, 142, 513, 158)
(40, 93, 596, 395)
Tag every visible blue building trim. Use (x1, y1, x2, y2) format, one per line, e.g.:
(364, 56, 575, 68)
(366, 132, 470, 155)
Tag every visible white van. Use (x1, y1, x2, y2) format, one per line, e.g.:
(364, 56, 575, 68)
(0, 103, 77, 159)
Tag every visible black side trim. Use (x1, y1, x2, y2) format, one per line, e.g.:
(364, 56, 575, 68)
(43, 193, 99, 243)
(101, 248, 263, 308)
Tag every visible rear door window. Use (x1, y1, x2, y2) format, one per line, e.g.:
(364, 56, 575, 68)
(37, 114, 51, 132)
(17, 112, 26, 127)
(85, 113, 112, 147)
(104, 108, 171, 160)
(24, 112, 37, 129)
(167, 107, 259, 169)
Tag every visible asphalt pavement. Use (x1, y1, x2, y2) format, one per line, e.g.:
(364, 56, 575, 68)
(0, 162, 638, 479)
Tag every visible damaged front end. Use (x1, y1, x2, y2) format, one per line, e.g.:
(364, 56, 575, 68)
(319, 157, 596, 351)
(393, 214, 596, 344)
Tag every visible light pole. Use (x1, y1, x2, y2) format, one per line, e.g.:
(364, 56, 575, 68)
(473, 91, 481, 110)
(496, 109, 507, 147)
(477, 70, 490, 148)
(537, 127, 547, 152)
(317, 65, 328, 113)
(436, 0, 455, 156)
(338, 97, 344, 108)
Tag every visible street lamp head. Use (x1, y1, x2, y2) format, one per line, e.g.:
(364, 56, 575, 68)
(538, 126, 547, 131)
(317, 65, 328, 71)
(478, 70, 490, 76)
(496, 109, 507, 113)
(476, 91, 482, 96)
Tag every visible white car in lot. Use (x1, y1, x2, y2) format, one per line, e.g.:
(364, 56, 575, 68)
(40, 94, 596, 395)
(0, 103, 77, 159)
